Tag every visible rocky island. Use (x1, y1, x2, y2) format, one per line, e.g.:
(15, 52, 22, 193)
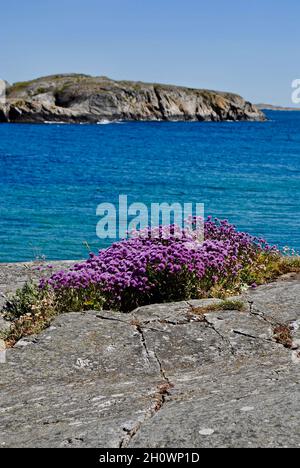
(0, 74, 265, 124)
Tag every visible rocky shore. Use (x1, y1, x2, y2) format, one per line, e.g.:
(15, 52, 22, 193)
(0, 74, 265, 124)
(0, 262, 300, 448)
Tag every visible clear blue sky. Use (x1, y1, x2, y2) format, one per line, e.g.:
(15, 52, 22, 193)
(1, 0, 299, 105)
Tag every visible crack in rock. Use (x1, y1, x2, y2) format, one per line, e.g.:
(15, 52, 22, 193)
(247, 301, 279, 327)
(153, 349, 172, 385)
(202, 316, 236, 356)
(247, 300, 300, 352)
(118, 321, 174, 448)
(133, 322, 151, 363)
(143, 318, 190, 326)
(96, 314, 129, 325)
(185, 303, 236, 356)
(119, 379, 174, 448)
(232, 329, 273, 343)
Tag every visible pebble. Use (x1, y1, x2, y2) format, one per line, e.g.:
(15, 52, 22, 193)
(199, 428, 215, 436)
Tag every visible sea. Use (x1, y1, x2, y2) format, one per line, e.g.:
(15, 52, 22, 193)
(1, 110, 300, 263)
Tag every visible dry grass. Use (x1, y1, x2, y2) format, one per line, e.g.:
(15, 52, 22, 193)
(2, 286, 58, 348)
(191, 299, 245, 316)
(273, 324, 294, 349)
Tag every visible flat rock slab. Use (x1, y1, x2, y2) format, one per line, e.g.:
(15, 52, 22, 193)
(0, 263, 300, 447)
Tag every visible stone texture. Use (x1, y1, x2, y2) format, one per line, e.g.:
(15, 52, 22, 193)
(0, 263, 300, 448)
(0, 74, 265, 124)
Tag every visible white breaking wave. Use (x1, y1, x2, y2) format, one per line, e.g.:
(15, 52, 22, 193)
(44, 121, 68, 125)
(96, 120, 125, 125)
(97, 120, 112, 125)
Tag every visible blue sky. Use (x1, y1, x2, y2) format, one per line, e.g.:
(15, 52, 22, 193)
(1, 0, 299, 105)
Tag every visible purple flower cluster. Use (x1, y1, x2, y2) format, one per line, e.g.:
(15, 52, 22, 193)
(41, 218, 276, 311)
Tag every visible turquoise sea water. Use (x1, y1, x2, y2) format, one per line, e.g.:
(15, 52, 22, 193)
(1, 110, 300, 263)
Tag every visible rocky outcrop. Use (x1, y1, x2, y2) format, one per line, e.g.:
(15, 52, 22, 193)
(0, 74, 265, 124)
(0, 263, 300, 448)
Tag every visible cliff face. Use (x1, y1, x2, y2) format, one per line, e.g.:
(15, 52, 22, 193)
(0, 74, 265, 123)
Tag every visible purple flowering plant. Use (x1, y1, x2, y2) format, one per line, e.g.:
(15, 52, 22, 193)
(40, 217, 278, 312)
(6, 217, 300, 346)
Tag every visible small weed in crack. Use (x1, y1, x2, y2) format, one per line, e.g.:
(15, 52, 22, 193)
(273, 324, 294, 349)
(190, 299, 245, 317)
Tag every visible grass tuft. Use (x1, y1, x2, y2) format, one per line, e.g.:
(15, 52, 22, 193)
(191, 299, 245, 316)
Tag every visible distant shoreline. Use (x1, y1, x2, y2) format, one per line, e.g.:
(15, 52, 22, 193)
(256, 104, 300, 112)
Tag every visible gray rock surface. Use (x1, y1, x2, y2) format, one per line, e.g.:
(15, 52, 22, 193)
(0, 74, 265, 124)
(0, 263, 300, 448)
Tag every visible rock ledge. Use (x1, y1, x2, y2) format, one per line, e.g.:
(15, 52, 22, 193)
(0, 263, 300, 448)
